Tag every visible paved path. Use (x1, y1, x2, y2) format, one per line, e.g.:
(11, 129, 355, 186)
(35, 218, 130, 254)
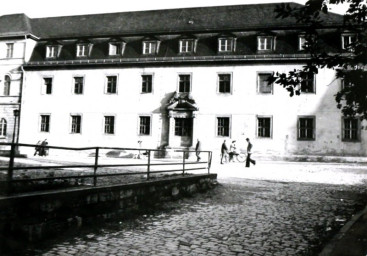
(23, 161, 367, 256)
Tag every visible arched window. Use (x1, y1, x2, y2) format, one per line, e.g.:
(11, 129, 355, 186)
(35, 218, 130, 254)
(0, 118, 7, 136)
(4, 75, 11, 96)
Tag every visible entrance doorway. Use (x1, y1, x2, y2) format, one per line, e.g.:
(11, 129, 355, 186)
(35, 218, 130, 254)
(174, 118, 193, 147)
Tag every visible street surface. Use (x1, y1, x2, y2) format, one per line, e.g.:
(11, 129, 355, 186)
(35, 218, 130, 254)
(21, 159, 367, 256)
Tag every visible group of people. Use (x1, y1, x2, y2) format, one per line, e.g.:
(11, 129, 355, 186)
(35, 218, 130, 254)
(221, 138, 256, 167)
(34, 139, 49, 156)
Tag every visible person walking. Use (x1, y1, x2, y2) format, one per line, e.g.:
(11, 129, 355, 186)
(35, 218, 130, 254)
(245, 138, 256, 167)
(195, 139, 201, 162)
(221, 140, 228, 164)
(39, 139, 48, 156)
(229, 140, 237, 162)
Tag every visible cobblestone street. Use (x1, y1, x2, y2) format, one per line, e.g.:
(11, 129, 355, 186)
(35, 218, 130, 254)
(25, 161, 367, 256)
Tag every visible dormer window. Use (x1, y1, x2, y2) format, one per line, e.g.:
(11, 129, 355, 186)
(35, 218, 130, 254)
(46, 43, 62, 59)
(298, 35, 306, 51)
(180, 39, 194, 53)
(341, 33, 356, 50)
(77, 44, 88, 57)
(108, 39, 126, 56)
(218, 37, 235, 52)
(258, 36, 275, 51)
(143, 41, 159, 55)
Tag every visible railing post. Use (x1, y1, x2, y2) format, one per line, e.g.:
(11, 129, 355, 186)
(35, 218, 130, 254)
(7, 143, 15, 195)
(93, 147, 99, 186)
(182, 151, 186, 176)
(208, 151, 212, 174)
(147, 150, 151, 180)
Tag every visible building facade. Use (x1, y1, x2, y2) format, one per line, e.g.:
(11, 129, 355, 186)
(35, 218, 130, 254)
(0, 14, 37, 150)
(10, 3, 367, 156)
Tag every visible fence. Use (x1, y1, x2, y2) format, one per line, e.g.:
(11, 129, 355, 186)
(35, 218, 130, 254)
(0, 143, 212, 195)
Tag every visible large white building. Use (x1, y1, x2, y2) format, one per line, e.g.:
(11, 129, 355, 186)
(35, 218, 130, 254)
(0, 14, 37, 151)
(7, 3, 367, 157)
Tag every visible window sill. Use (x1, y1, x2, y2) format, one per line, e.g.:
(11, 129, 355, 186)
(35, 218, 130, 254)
(297, 138, 315, 141)
(342, 139, 360, 143)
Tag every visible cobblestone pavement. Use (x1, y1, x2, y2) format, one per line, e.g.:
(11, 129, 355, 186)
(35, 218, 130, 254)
(26, 171, 367, 256)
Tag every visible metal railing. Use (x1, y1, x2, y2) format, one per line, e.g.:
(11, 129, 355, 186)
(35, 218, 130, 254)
(0, 143, 212, 195)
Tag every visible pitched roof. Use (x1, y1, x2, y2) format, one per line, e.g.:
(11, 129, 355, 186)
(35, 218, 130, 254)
(29, 2, 343, 39)
(0, 14, 33, 37)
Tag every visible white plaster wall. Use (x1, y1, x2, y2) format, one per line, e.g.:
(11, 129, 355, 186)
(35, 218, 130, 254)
(19, 64, 367, 156)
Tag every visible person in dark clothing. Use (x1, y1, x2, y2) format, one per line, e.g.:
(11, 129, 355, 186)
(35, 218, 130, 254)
(195, 139, 201, 162)
(39, 139, 48, 156)
(221, 140, 228, 164)
(245, 138, 256, 167)
(34, 140, 41, 156)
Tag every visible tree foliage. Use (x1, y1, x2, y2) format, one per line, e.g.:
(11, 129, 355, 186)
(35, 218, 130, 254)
(271, 0, 367, 120)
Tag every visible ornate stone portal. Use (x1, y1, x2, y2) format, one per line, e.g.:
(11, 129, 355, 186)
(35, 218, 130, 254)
(166, 92, 198, 148)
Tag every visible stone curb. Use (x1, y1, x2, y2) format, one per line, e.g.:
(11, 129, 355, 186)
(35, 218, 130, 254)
(319, 204, 367, 256)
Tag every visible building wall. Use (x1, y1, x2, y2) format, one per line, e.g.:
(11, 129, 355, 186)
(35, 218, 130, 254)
(19, 63, 367, 156)
(0, 38, 29, 146)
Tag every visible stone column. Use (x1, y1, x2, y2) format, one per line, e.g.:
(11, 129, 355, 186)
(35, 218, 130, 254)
(167, 111, 175, 147)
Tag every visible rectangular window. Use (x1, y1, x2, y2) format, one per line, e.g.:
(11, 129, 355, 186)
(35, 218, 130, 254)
(109, 43, 121, 55)
(77, 44, 88, 57)
(257, 117, 272, 138)
(258, 36, 274, 50)
(218, 74, 231, 93)
(343, 118, 359, 141)
(301, 72, 315, 93)
(299, 35, 306, 51)
(342, 34, 356, 50)
(180, 40, 193, 53)
(46, 45, 58, 58)
(179, 75, 191, 93)
(217, 117, 230, 137)
(104, 116, 115, 134)
(218, 38, 233, 52)
(298, 117, 315, 140)
(0, 119, 7, 136)
(174, 118, 192, 136)
(139, 116, 151, 135)
(71, 115, 81, 134)
(74, 77, 84, 94)
(6, 43, 14, 58)
(40, 115, 50, 132)
(143, 41, 157, 54)
(43, 78, 52, 95)
(106, 76, 117, 94)
(141, 75, 152, 93)
(258, 73, 273, 94)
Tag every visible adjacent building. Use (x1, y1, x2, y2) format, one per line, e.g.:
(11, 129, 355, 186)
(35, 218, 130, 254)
(2, 3, 365, 157)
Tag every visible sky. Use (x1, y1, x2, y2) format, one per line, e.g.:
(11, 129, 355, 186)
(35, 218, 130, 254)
(0, 0, 347, 18)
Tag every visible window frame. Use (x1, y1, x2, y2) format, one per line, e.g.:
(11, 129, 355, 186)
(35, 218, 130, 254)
(257, 72, 274, 94)
(105, 75, 118, 94)
(40, 114, 51, 133)
(216, 116, 231, 137)
(297, 116, 315, 141)
(300, 72, 316, 94)
(342, 117, 360, 142)
(0, 118, 7, 137)
(217, 73, 232, 94)
(298, 35, 306, 51)
(138, 115, 152, 136)
(46, 45, 59, 59)
(6, 43, 14, 58)
(142, 41, 158, 55)
(179, 39, 194, 54)
(218, 37, 234, 53)
(73, 76, 84, 95)
(256, 116, 273, 138)
(70, 114, 82, 134)
(341, 33, 357, 50)
(42, 76, 53, 95)
(178, 74, 192, 93)
(3, 75, 11, 96)
(108, 42, 122, 56)
(257, 36, 275, 51)
(104, 115, 115, 135)
(141, 74, 153, 94)
(76, 44, 89, 57)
